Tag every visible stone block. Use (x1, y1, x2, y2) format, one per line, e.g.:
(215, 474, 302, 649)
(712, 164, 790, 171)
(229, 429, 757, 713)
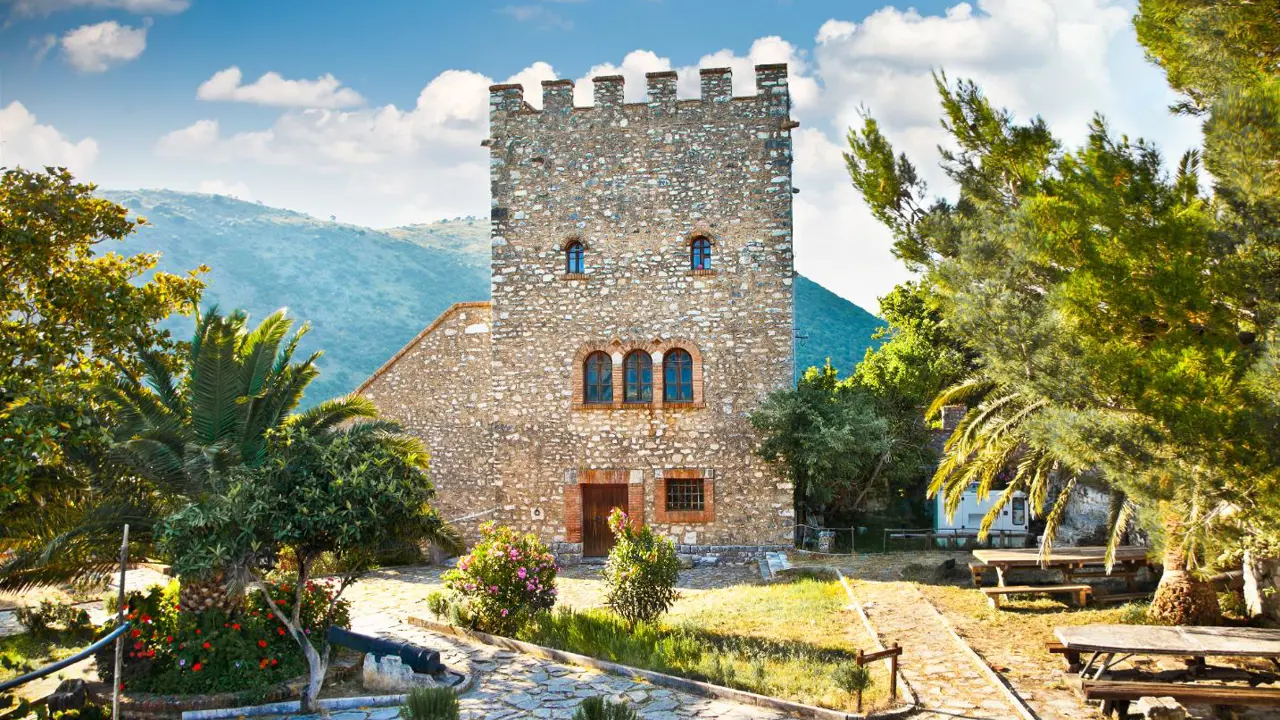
(362, 653, 439, 692)
(1135, 697, 1186, 720)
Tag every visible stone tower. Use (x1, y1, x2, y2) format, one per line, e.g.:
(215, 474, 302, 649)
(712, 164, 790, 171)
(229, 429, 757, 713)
(484, 65, 797, 562)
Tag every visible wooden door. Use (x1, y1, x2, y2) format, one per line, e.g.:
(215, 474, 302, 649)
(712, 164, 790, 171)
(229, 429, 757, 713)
(582, 484, 628, 557)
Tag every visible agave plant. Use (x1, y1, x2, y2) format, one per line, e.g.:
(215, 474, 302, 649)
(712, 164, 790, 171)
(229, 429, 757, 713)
(0, 307, 376, 595)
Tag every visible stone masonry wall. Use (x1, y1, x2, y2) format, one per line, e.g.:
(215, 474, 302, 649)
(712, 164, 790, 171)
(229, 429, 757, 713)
(357, 302, 496, 538)
(485, 65, 797, 553)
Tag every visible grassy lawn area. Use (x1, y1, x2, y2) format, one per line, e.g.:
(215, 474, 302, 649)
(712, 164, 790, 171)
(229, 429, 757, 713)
(522, 575, 892, 713)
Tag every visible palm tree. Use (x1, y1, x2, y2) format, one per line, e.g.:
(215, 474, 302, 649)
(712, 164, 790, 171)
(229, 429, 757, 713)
(0, 307, 376, 599)
(928, 373, 1221, 625)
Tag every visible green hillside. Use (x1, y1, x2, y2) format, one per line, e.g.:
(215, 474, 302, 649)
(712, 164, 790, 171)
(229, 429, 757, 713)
(794, 275, 882, 378)
(104, 190, 879, 405)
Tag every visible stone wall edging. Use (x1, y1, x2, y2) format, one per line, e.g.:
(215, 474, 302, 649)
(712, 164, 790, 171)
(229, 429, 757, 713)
(406, 615, 916, 720)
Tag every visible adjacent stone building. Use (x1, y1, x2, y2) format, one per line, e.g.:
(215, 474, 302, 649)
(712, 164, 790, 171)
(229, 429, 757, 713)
(359, 64, 798, 563)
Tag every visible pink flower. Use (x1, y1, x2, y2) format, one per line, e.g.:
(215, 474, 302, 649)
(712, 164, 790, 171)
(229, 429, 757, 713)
(489, 585, 498, 594)
(517, 567, 527, 579)
(501, 609, 509, 617)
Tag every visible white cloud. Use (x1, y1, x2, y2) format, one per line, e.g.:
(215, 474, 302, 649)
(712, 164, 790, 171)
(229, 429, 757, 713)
(31, 33, 56, 65)
(6, 0, 187, 18)
(197, 67, 366, 109)
(144, 0, 1203, 311)
(0, 101, 98, 175)
(60, 20, 146, 72)
(198, 179, 253, 201)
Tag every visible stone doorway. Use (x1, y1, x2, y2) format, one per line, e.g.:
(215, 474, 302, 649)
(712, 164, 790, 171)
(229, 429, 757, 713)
(582, 483, 628, 557)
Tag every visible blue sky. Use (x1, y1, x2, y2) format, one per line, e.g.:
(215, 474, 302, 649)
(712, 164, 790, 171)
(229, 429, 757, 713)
(0, 0, 1200, 310)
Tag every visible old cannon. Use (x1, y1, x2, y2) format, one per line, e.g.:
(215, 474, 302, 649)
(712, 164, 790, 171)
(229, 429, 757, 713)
(326, 626, 444, 674)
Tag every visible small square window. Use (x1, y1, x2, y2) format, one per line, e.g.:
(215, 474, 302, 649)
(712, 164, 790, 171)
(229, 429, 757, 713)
(665, 479, 704, 512)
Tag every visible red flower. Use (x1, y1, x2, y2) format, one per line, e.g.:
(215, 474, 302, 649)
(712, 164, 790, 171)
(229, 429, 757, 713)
(270, 658, 277, 666)
(165, 635, 173, 643)
(259, 659, 268, 669)
(276, 599, 286, 605)
(130, 629, 140, 638)
(140, 614, 151, 623)
(192, 662, 202, 672)
(258, 640, 268, 648)
(202, 642, 211, 650)
(196, 629, 201, 634)
(231, 623, 241, 630)
(119, 683, 125, 691)
(277, 627, 285, 635)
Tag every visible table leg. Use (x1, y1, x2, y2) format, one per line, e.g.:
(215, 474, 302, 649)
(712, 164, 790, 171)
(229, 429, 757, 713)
(996, 566, 1007, 587)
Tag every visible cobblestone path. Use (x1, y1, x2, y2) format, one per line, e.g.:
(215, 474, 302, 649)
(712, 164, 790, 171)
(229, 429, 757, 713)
(338, 568, 795, 720)
(848, 579, 1026, 720)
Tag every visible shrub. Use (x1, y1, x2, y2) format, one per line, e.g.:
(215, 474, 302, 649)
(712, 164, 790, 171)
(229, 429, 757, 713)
(571, 696, 639, 720)
(602, 509, 680, 627)
(442, 522, 558, 635)
(95, 578, 350, 695)
(15, 601, 93, 640)
(832, 662, 872, 696)
(402, 686, 459, 720)
(426, 591, 450, 621)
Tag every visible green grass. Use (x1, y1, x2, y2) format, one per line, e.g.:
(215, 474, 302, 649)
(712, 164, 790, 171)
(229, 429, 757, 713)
(0, 633, 91, 683)
(518, 577, 889, 712)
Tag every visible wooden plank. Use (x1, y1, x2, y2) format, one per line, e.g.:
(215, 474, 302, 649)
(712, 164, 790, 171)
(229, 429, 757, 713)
(972, 546, 1149, 568)
(1082, 679, 1280, 705)
(1057, 625, 1280, 658)
(983, 584, 1092, 596)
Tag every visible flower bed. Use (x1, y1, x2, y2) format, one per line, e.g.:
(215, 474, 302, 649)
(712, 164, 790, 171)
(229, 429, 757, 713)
(96, 579, 349, 696)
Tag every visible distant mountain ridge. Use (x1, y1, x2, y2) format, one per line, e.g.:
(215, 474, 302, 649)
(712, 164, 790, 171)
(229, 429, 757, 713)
(105, 190, 880, 406)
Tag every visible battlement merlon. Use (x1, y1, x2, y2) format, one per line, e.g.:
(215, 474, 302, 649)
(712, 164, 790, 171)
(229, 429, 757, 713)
(486, 64, 792, 124)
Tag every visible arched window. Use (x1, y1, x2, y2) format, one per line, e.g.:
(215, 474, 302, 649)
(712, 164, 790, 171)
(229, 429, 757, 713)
(663, 349, 694, 403)
(623, 351, 652, 404)
(583, 351, 613, 404)
(690, 237, 712, 271)
(566, 241, 585, 274)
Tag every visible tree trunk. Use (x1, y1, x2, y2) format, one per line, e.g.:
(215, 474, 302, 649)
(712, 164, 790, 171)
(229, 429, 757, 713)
(1244, 551, 1280, 625)
(1148, 512, 1221, 626)
(298, 637, 329, 713)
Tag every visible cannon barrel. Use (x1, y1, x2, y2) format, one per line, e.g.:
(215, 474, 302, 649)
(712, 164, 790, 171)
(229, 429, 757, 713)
(326, 626, 444, 674)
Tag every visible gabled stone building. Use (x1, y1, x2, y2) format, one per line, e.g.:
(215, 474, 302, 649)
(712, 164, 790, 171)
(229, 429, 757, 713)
(358, 64, 798, 563)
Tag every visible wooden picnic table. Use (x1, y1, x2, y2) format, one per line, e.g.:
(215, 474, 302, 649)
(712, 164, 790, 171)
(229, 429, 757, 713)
(969, 546, 1152, 589)
(1056, 624, 1280, 680)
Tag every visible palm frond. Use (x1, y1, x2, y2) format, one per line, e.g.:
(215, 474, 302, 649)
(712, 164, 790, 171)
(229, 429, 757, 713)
(1104, 492, 1138, 571)
(1038, 475, 1077, 563)
(925, 373, 993, 420)
(286, 395, 378, 434)
(237, 309, 293, 399)
(190, 317, 244, 445)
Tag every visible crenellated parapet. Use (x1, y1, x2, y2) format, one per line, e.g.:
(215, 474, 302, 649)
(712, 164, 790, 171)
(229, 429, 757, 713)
(487, 64, 793, 129)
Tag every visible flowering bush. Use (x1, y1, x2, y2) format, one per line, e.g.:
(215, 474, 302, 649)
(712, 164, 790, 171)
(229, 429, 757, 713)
(603, 509, 680, 627)
(442, 522, 558, 635)
(95, 578, 350, 695)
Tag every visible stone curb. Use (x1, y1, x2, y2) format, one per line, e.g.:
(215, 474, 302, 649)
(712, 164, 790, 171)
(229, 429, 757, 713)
(406, 615, 917, 719)
(832, 569, 920, 712)
(913, 586, 1041, 720)
(181, 693, 407, 720)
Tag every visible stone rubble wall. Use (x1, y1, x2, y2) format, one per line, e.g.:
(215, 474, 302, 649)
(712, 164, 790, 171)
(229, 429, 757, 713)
(358, 302, 497, 539)
(486, 65, 797, 551)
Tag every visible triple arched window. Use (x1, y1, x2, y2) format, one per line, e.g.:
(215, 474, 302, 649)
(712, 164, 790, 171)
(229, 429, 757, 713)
(577, 345, 700, 408)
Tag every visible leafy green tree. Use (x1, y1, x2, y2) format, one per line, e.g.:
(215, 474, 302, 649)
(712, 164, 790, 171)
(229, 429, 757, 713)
(160, 422, 462, 712)
(0, 308, 376, 596)
(843, 69, 1278, 622)
(854, 282, 970, 411)
(0, 167, 205, 505)
(751, 363, 892, 525)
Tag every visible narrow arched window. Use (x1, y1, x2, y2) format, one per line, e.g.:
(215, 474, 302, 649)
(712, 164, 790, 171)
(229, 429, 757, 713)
(566, 241, 585, 274)
(583, 351, 613, 404)
(663, 349, 694, 403)
(690, 237, 712, 271)
(623, 351, 652, 404)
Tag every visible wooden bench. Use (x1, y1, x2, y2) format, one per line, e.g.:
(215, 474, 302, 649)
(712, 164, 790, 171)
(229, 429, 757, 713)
(1082, 679, 1280, 717)
(1092, 591, 1153, 605)
(1046, 641, 1083, 672)
(981, 583, 1092, 609)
